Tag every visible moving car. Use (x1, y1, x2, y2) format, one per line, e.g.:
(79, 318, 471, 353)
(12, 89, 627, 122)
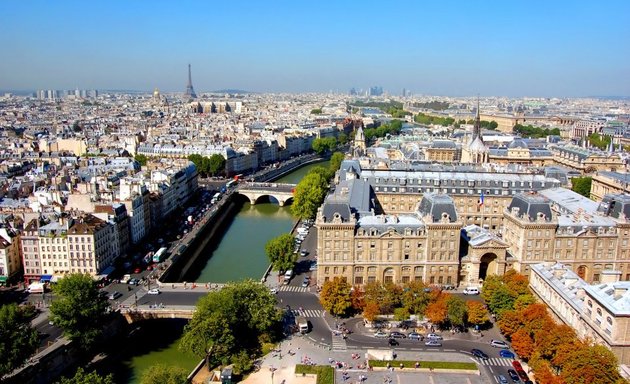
(507, 369, 520, 382)
(425, 339, 442, 347)
(128, 278, 140, 286)
(408, 332, 423, 340)
(471, 349, 489, 360)
(498, 375, 509, 384)
(301, 276, 310, 287)
(426, 333, 443, 340)
(491, 339, 510, 349)
(389, 331, 406, 339)
(388, 338, 399, 346)
(300, 250, 308, 257)
(374, 331, 389, 338)
(147, 288, 160, 295)
(108, 291, 121, 300)
(270, 287, 278, 294)
(500, 350, 516, 359)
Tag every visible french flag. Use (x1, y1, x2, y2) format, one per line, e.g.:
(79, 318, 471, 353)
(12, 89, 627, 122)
(478, 191, 484, 207)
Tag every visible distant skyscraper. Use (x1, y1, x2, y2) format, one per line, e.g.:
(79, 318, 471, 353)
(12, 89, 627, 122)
(185, 64, 197, 99)
(402, 88, 406, 97)
(349, 87, 357, 96)
(369, 86, 383, 96)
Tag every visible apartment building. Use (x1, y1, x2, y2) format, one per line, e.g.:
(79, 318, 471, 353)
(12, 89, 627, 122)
(591, 171, 630, 202)
(530, 262, 630, 364)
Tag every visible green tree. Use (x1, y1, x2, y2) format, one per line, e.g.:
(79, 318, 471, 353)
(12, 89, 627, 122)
(319, 277, 353, 317)
(446, 296, 467, 327)
(50, 273, 109, 350)
(187, 154, 204, 172)
(291, 171, 328, 219)
(180, 280, 281, 367)
(208, 153, 226, 176)
(310, 108, 323, 115)
(587, 133, 611, 150)
(338, 132, 348, 145)
(571, 176, 592, 197)
(312, 138, 327, 155)
(0, 304, 39, 377)
(393, 307, 410, 322)
(363, 282, 401, 315)
(56, 368, 114, 384)
(134, 153, 148, 166)
(140, 364, 188, 384)
(329, 152, 345, 173)
(264, 233, 296, 272)
(400, 280, 430, 316)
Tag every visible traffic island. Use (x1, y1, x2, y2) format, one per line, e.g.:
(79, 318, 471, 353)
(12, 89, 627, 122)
(368, 360, 479, 375)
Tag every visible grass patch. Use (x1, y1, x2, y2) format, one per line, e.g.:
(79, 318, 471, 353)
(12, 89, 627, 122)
(368, 360, 477, 370)
(295, 365, 334, 384)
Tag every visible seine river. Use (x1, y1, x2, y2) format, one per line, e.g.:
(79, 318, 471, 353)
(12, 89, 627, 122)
(107, 160, 329, 384)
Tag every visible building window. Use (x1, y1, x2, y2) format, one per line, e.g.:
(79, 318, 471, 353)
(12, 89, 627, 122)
(354, 276, 363, 285)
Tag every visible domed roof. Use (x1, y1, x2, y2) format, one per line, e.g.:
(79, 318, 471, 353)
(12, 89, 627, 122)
(509, 139, 528, 149)
(469, 136, 488, 153)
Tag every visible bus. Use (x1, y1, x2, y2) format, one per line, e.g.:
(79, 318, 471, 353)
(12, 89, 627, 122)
(211, 192, 221, 204)
(226, 180, 237, 189)
(152, 247, 168, 263)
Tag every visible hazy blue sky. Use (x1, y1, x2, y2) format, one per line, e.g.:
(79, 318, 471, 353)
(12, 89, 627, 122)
(1, 0, 628, 97)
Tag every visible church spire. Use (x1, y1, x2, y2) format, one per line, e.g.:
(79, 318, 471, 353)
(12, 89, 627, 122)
(473, 94, 481, 141)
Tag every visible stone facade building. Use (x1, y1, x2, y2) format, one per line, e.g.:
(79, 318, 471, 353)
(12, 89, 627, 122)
(530, 262, 630, 364)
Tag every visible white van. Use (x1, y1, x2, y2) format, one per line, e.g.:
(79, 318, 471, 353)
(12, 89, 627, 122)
(283, 269, 293, 284)
(463, 287, 480, 295)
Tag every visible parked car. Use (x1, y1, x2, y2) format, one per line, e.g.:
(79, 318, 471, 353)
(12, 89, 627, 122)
(491, 339, 510, 349)
(442, 284, 455, 290)
(301, 277, 310, 287)
(128, 278, 140, 286)
(270, 287, 278, 294)
(389, 331, 406, 339)
(426, 333, 443, 340)
(507, 369, 520, 382)
(500, 350, 516, 359)
(388, 338, 399, 346)
(425, 339, 442, 347)
(374, 331, 389, 338)
(408, 332, 423, 340)
(147, 288, 160, 295)
(471, 349, 489, 360)
(498, 375, 509, 384)
(511, 361, 523, 372)
(300, 250, 308, 257)
(463, 287, 480, 295)
(517, 370, 530, 382)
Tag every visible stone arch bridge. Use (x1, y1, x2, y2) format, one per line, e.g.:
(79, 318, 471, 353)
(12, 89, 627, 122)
(236, 182, 296, 206)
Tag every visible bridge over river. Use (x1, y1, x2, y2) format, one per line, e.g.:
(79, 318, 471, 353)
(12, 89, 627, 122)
(236, 182, 296, 206)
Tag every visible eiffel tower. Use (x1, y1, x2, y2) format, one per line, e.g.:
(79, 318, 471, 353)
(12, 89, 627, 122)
(185, 63, 197, 99)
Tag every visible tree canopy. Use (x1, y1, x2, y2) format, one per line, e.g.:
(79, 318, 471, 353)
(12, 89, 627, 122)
(363, 120, 403, 141)
(513, 123, 560, 138)
(50, 273, 109, 350)
(411, 101, 450, 111)
(55, 368, 114, 384)
(414, 113, 455, 127)
(465, 301, 489, 327)
(187, 154, 226, 177)
(319, 277, 353, 317)
(134, 153, 148, 166)
(140, 364, 188, 384)
(571, 176, 592, 197)
(310, 108, 323, 115)
(0, 303, 40, 377)
(291, 169, 329, 219)
(264, 233, 296, 272)
(587, 133, 611, 150)
(312, 137, 338, 155)
(179, 280, 282, 367)
(329, 152, 345, 174)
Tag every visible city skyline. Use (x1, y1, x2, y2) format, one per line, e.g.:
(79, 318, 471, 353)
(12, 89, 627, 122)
(0, 0, 629, 97)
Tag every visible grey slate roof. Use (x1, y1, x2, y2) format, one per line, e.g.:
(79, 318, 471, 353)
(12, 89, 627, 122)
(507, 193, 553, 222)
(418, 193, 458, 223)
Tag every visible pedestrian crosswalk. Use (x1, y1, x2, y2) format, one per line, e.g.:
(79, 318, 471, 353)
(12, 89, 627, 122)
(279, 286, 309, 293)
(291, 309, 324, 318)
(331, 332, 347, 351)
(472, 357, 514, 367)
